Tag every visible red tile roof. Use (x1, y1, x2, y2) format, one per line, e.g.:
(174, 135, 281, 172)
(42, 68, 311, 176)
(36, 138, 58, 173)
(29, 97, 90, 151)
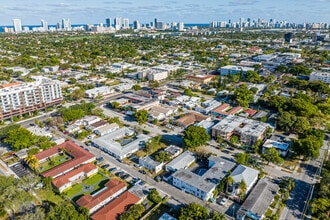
(176, 112, 208, 127)
(52, 163, 98, 189)
(35, 141, 95, 178)
(244, 108, 257, 116)
(76, 179, 127, 210)
(91, 191, 140, 220)
(1, 82, 20, 88)
(211, 103, 230, 114)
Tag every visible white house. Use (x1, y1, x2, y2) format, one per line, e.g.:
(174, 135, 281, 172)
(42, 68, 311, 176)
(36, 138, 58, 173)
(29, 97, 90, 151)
(139, 156, 163, 173)
(165, 151, 195, 172)
(94, 123, 119, 136)
(230, 165, 259, 195)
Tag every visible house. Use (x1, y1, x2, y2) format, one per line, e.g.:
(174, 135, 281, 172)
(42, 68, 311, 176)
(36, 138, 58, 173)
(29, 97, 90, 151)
(186, 74, 214, 84)
(212, 115, 272, 146)
(91, 191, 141, 220)
(148, 105, 175, 121)
(139, 156, 163, 173)
(172, 156, 236, 201)
(94, 123, 119, 136)
(76, 179, 127, 214)
(163, 145, 183, 158)
(219, 65, 254, 76)
(165, 151, 195, 172)
(27, 125, 52, 137)
(172, 169, 216, 201)
(86, 120, 109, 132)
(75, 116, 101, 126)
(210, 103, 243, 118)
(237, 179, 279, 220)
(52, 163, 98, 192)
(262, 139, 290, 157)
(91, 127, 150, 159)
(230, 165, 260, 195)
(65, 124, 81, 134)
(34, 141, 96, 179)
(85, 86, 114, 99)
(176, 112, 209, 128)
(196, 120, 216, 134)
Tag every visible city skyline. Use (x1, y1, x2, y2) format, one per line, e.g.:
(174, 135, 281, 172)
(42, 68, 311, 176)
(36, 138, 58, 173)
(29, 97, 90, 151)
(0, 0, 329, 25)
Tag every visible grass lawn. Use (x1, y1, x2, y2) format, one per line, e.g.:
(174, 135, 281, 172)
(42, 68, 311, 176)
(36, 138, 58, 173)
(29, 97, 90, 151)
(83, 173, 107, 186)
(92, 179, 109, 194)
(39, 154, 71, 172)
(36, 189, 64, 205)
(64, 184, 84, 198)
(281, 159, 299, 171)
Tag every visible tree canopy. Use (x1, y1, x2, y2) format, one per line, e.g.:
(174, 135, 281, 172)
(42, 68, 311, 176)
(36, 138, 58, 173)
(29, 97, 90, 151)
(4, 127, 37, 151)
(183, 126, 210, 149)
(133, 110, 148, 124)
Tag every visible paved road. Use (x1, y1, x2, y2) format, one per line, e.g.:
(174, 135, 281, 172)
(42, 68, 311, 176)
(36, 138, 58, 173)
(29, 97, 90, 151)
(280, 141, 329, 220)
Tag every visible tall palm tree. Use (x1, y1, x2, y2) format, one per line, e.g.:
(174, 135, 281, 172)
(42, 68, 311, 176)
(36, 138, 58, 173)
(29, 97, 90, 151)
(25, 155, 38, 171)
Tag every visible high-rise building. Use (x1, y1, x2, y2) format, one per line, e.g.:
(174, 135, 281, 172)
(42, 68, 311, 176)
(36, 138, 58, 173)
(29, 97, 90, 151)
(154, 18, 158, 28)
(0, 78, 63, 120)
(13, 19, 22, 33)
(178, 22, 184, 31)
(114, 17, 122, 30)
(106, 18, 111, 27)
(61, 18, 71, 31)
(123, 18, 129, 29)
(41, 19, 48, 32)
(133, 20, 140, 30)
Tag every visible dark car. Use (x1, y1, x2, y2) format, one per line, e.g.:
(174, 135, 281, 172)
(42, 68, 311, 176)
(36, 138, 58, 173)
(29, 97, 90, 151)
(122, 174, 130, 179)
(101, 164, 110, 169)
(108, 167, 117, 172)
(139, 169, 147, 175)
(115, 171, 124, 177)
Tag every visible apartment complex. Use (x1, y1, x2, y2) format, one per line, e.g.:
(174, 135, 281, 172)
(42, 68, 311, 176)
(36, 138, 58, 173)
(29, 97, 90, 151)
(212, 115, 272, 146)
(0, 79, 62, 120)
(309, 71, 330, 84)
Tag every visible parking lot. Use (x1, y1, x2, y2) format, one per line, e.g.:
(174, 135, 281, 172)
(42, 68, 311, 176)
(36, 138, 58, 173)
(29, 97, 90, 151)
(10, 162, 32, 177)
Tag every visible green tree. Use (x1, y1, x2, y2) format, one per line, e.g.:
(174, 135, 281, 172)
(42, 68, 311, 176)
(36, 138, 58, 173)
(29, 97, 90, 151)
(148, 189, 162, 204)
(238, 180, 247, 200)
(119, 204, 145, 220)
(179, 203, 209, 220)
(183, 126, 210, 149)
(132, 84, 141, 91)
(262, 147, 283, 165)
(110, 101, 120, 109)
(4, 127, 37, 151)
(233, 84, 254, 107)
(155, 151, 171, 163)
(70, 88, 85, 100)
(245, 70, 261, 83)
(133, 110, 148, 124)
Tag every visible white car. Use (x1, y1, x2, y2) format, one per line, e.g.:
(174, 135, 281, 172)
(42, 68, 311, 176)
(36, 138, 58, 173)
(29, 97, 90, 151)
(220, 198, 228, 206)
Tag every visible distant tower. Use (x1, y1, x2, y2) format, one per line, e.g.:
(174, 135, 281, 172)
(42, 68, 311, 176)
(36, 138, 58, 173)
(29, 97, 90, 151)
(105, 18, 111, 27)
(154, 18, 158, 28)
(114, 17, 122, 30)
(41, 19, 48, 32)
(61, 18, 71, 31)
(13, 19, 22, 33)
(133, 20, 140, 30)
(178, 22, 184, 31)
(123, 18, 129, 29)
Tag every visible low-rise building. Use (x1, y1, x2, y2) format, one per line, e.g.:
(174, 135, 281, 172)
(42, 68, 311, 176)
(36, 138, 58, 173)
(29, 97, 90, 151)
(91, 191, 141, 220)
(94, 123, 119, 136)
(165, 151, 195, 172)
(176, 112, 209, 128)
(172, 169, 216, 201)
(92, 127, 150, 159)
(77, 179, 127, 214)
(262, 139, 290, 157)
(85, 86, 114, 99)
(52, 163, 98, 192)
(219, 65, 254, 76)
(34, 141, 96, 179)
(237, 179, 279, 220)
(139, 156, 163, 173)
(163, 145, 183, 158)
(212, 115, 272, 146)
(309, 71, 330, 84)
(230, 165, 260, 195)
(186, 74, 214, 84)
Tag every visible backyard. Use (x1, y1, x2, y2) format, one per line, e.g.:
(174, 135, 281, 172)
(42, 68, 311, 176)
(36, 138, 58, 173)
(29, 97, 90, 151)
(63, 172, 109, 200)
(39, 153, 71, 172)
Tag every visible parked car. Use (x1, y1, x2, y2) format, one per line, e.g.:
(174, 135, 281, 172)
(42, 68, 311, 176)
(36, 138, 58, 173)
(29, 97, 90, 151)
(108, 167, 117, 172)
(101, 164, 110, 169)
(219, 198, 228, 206)
(139, 169, 147, 175)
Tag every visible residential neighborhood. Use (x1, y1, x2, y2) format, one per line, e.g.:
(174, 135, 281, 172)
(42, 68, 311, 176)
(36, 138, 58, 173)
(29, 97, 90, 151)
(0, 15, 329, 220)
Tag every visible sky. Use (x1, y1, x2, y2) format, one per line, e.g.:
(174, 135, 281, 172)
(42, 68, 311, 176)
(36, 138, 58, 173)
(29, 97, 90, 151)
(0, 0, 329, 25)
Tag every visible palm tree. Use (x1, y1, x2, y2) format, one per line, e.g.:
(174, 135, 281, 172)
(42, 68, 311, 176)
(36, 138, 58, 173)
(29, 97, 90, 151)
(226, 176, 234, 194)
(25, 155, 38, 171)
(238, 180, 247, 201)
